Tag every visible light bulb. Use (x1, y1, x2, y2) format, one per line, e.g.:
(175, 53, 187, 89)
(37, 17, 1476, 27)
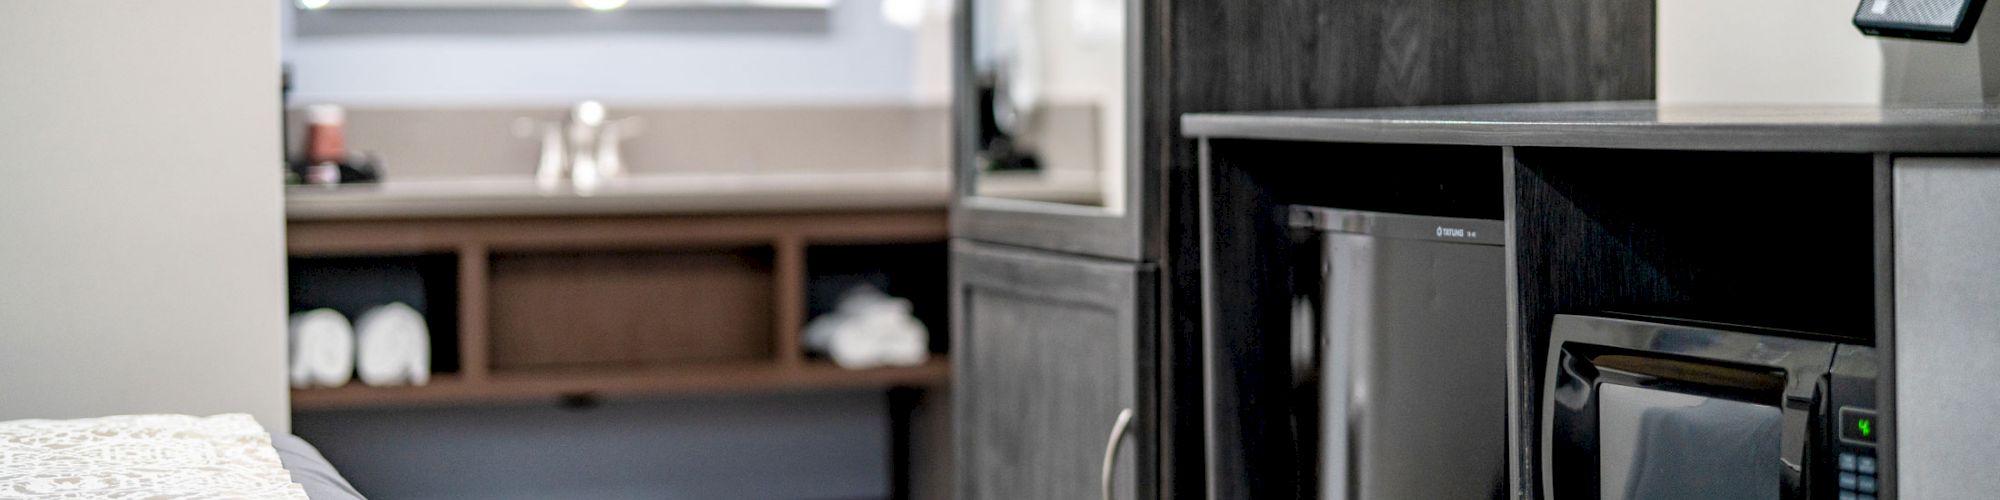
(881, 0, 924, 29)
(573, 0, 630, 10)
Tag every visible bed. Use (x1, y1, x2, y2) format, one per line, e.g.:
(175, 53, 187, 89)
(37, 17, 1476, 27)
(0, 414, 365, 500)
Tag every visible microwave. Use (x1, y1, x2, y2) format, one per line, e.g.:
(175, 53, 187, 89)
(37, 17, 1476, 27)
(1540, 314, 1880, 500)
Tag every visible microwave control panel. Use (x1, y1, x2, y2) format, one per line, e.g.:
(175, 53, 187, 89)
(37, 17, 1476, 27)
(1830, 345, 1880, 500)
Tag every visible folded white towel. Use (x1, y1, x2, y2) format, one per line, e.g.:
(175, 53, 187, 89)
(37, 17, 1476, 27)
(288, 309, 354, 389)
(354, 302, 431, 387)
(805, 285, 930, 369)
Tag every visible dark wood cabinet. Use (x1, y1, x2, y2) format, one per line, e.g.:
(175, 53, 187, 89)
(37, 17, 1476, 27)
(1184, 103, 2000, 500)
(951, 241, 1156, 500)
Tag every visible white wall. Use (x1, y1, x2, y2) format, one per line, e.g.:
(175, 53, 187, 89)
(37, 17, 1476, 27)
(285, 0, 947, 106)
(0, 2, 289, 430)
(1658, 0, 1886, 104)
(1659, 0, 1999, 104)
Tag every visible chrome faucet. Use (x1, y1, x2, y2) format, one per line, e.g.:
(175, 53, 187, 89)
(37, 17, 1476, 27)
(516, 100, 641, 191)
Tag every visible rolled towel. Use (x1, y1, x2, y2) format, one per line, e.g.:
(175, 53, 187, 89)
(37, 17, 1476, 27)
(805, 285, 930, 369)
(353, 302, 431, 387)
(288, 309, 354, 389)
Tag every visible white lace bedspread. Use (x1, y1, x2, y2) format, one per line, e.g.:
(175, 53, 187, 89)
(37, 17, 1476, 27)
(0, 413, 308, 499)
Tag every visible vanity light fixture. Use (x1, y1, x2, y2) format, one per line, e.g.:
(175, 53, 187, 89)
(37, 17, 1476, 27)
(572, 0, 629, 10)
(881, 0, 924, 28)
(297, 0, 332, 10)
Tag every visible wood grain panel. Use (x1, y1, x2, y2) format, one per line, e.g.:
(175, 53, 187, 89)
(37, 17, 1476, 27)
(951, 242, 1154, 500)
(488, 249, 776, 370)
(1166, 0, 1652, 115)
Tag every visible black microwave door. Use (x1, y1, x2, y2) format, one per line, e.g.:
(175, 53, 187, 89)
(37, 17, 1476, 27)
(1541, 315, 1839, 500)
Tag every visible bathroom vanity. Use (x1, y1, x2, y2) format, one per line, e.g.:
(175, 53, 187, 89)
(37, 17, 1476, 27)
(284, 175, 953, 407)
(1186, 101, 2000, 500)
(283, 174, 956, 498)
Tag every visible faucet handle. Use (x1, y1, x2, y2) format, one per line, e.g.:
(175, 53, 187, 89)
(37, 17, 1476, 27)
(513, 117, 567, 187)
(572, 101, 607, 127)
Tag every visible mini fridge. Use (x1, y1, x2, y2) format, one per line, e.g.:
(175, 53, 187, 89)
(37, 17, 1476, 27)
(1291, 205, 1509, 500)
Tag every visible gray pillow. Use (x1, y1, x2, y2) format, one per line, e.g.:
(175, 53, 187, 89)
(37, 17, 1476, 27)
(272, 433, 367, 500)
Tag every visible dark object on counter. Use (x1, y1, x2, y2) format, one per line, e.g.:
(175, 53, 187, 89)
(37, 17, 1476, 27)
(1855, 0, 1986, 42)
(288, 152, 383, 185)
(976, 73, 1041, 173)
(305, 104, 347, 165)
(289, 103, 383, 185)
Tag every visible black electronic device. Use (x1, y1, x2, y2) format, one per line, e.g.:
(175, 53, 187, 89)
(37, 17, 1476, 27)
(1541, 314, 1880, 500)
(1856, 0, 1987, 42)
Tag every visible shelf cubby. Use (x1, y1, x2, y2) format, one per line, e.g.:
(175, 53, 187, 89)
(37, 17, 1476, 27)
(286, 211, 950, 410)
(288, 253, 462, 374)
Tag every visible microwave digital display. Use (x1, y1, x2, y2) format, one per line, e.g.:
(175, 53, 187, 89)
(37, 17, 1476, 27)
(1841, 407, 1881, 445)
(1596, 384, 1780, 500)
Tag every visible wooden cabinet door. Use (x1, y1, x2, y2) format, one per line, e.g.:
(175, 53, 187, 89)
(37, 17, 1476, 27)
(952, 240, 1155, 500)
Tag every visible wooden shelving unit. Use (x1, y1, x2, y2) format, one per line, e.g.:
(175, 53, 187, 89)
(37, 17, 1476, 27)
(292, 359, 949, 410)
(287, 210, 950, 410)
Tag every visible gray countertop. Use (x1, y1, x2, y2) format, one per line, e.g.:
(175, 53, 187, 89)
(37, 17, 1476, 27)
(285, 170, 952, 220)
(1182, 100, 2000, 153)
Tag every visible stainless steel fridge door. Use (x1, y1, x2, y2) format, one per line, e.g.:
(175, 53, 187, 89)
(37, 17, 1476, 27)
(1302, 207, 1508, 500)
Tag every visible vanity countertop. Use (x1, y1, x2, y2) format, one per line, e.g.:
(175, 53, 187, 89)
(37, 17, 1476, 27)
(1183, 100, 2000, 153)
(286, 170, 951, 220)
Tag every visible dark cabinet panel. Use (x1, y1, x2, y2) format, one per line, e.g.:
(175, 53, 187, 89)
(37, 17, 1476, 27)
(952, 241, 1155, 500)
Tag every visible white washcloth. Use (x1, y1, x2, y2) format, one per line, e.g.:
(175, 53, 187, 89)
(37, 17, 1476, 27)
(288, 309, 354, 389)
(354, 302, 431, 387)
(805, 286, 930, 369)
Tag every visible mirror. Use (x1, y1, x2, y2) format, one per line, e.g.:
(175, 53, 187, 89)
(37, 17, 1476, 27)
(966, 0, 1126, 209)
(293, 0, 833, 11)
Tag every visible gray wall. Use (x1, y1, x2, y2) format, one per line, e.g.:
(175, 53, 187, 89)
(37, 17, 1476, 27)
(285, 0, 936, 105)
(294, 392, 891, 500)
(0, 1, 289, 430)
(1893, 157, 2000, 500)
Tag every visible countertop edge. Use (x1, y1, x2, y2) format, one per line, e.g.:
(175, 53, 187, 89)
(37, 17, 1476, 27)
(284, 170, 957, 220)
(286, 189, 951, 220)
(1181, 104, 2000, 153)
